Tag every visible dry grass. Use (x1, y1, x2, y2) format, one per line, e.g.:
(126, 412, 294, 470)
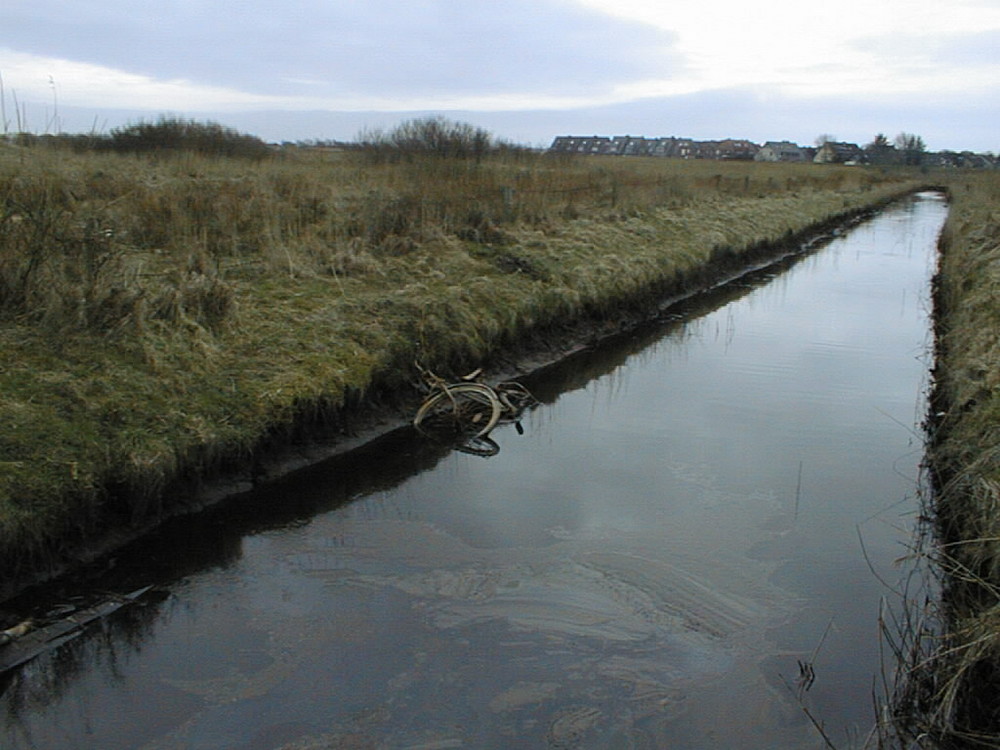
(0, 141, 921, 588)
(881, 170, 1000, 747)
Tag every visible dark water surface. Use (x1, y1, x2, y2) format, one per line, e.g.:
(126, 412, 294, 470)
(2, 193, 948, 749)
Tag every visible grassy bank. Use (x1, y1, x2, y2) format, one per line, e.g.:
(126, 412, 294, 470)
(0, 142, 920, 594)
(889, 170, 1000, 746)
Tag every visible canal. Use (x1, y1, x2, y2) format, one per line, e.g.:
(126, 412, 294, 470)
(1, 192, 948, 749)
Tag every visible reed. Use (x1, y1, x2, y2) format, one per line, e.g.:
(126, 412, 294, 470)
(0, 136, 921, 590)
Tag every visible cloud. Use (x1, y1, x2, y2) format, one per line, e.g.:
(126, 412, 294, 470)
(1, 0, 996, 152)
(576, 0, 1000, 100)
(836, 28, 1000, 100)
(1, 0, 681, 103)
(0, 48, 289, 112)
(853, 28, 1000, 69)
(934, 29, 1000, 66)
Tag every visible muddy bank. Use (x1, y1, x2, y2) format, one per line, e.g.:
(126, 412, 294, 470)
(0, 191, 922, 603)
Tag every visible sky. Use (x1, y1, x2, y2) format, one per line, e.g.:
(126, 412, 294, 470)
(1, 0, 998, 152)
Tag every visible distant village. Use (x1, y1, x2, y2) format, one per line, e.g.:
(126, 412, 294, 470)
(548, 135, 997, 169)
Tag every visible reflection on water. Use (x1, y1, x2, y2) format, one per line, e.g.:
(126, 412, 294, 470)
(1, 193, 948, 749)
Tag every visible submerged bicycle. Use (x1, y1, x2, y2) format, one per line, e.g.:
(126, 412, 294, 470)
(412, 366, 537, 455)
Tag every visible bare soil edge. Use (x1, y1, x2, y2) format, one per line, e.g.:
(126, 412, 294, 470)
(0, 190, 926, 603)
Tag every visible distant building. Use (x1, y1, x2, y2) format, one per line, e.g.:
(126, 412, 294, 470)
(923, 152, 954, 168)
(648, 137, 678, 157)
(956, 151, 996, 169)
(548, 136, 615, 155)
(755, 141, 806, 162)
(864, 143, 902, 166)
(673, 138, 699, 159)
(928, 151, 997, 169)
(610, 136, 655, 156)
(710, 139, 760, 160)
(549, 133, 996, 169)
(548, 135, 706, 159)
(814, 141, 864, 164)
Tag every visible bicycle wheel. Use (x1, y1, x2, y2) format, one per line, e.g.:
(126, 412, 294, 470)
(413, 383, 503, 438)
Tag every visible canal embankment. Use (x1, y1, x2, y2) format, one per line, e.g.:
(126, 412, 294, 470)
(891, 170, 1000, 746)
(0, 145, 926, 600)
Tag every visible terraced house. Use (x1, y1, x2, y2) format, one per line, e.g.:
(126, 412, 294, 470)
(550, 134, 994, 169)
(814, 141, 865, 164)
(549, 135, 758, 160)
(700, 139, 759, 160)
(755, 141, 809, 162)
(548, 135, 616, 155)
(549, 135, 682, 157)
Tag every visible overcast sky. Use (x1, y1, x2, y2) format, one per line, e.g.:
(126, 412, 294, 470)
(2, 0, 998, 151)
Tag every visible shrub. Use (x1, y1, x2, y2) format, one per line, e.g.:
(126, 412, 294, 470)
(357, 117, 516, 163)
(106, 116, 271, 160)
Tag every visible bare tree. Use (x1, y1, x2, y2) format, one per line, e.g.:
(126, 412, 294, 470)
(894, 132, 927, 165)
(866, 133, 891, 150)
(864, 133, 901, 165)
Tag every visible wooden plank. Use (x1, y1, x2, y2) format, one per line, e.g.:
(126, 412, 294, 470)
(0, 586, 153, 674)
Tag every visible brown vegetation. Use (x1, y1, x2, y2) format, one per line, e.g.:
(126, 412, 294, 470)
(887, 170, 1000, 748)
(0, 131, 922, 597)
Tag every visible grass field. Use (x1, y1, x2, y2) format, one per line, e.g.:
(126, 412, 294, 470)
(0, 140, 922, 591)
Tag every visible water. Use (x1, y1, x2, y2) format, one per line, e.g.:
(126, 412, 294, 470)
(1, 193, 948, 749)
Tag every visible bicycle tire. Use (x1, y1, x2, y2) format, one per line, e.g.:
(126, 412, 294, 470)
(413, 383, 503, 438)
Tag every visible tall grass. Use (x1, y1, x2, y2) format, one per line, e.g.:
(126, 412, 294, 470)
(885, 170, 1000, 746)
(0, 144, 896, 336)
(0, 138, 921, 592)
